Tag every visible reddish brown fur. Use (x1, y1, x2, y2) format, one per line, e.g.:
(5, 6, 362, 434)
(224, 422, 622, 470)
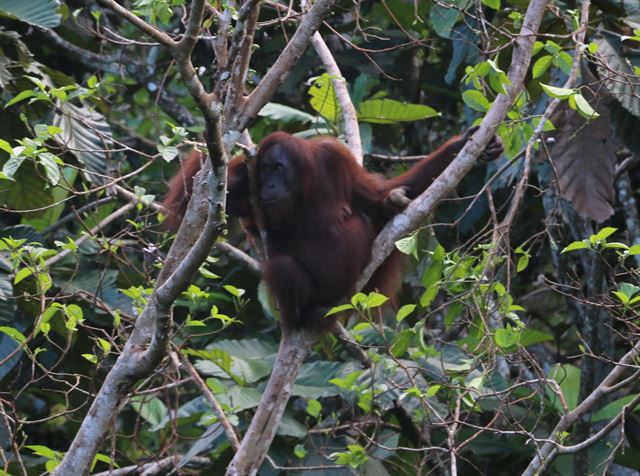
(163, 131, 498, 331)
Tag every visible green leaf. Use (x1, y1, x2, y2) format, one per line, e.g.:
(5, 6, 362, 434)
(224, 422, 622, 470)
(130, 396, 169, 428)
(26, 444, 60, 459)
(64, 304, 83, 322)
(53, 102, 113, 183)
(158, 144, 178, 162)
(591, 227, 617, 242)
(627, 244, 640, 255)
(259, 103, 314, 124)
(306, 399, 322, 418)
(294, 444, 307, 459)
(0, 139, 12, 155)
(395, 233, 419, 259)
(308, 73, 339, 122)
(544, 40, 561, 54)
(396, 304, 416, 322)
(494, 327, 520, 349)
(552, 51, 573, 75)
(390, 329, 413, 357)
(206, 377, 224, 394)
(561, 241, 590, 253)
(613, 291, 629, 304)
(5, 89, 36, 107)
(0, 326, 26, 345)
(462, 90, 491, 112)
(37, 153, 61, 186)
(532, 116, 556, 131)
(420, 245, 444, 307)
(620, 283, 640, 296)
(540, 83, 575, 99)
(519, 329, 553, 347)
(362, 292, 388, 309)
(572, 92, 600, 119)
(0, 0, 61, 27)
(591, 394, 640, 422)
(532, 55, 553, 78)
(324, 303, 354, 317)
(330, 375, 358, 391)
(429, 0, 471, 39)
(595, 37, 640, 118)
(2, 155, 26, 180)
(516, 252, 529, 272)
(604, 242, 628, 250)
(532, 41, 545, 56)
(223, 285, 245, 298)
(548, 364, 580, 411)
(358, 98, 439, 124)
(14, 267, 32, 284)
(481, 0, 500, 9)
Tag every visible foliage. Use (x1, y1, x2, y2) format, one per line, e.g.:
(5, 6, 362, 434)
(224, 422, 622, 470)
(0, 0, 640, 475)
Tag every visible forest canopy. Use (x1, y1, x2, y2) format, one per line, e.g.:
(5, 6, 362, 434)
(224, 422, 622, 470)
(1, 0, 640, 475)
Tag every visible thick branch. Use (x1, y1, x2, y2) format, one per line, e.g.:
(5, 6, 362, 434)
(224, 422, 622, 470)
(53, 2, 226, 470)
(225, 329, 317, 475)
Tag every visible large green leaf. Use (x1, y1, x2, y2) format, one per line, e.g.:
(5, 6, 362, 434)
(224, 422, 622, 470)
(0, 259, 22, 380)
(277, 412, 307, 437)
(22, 167, 77, 231)
(53, 102, 113, 183)
(177, 424, 223, 469)
(591, 394, 640, 422)
(292, 361, 351, 398)
(596, 36, 640, 118)
(429, 0, 472, 39)
(259, 103, 314, 124)
(358, 99, 439, 124)
(0, 162, 54, 216)
(547, 364, 580, 412)
(0, 0, 61, 28)
(0, 56, 12, 88)
(308, 73, 339, 122)
(194, 338, 278, 383)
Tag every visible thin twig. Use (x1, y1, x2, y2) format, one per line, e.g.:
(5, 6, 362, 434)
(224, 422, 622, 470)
(169, 351, 240, 450)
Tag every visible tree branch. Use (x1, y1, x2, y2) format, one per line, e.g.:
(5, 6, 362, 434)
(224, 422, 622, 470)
(96, 0, 176, 48)
(522, 340, 640, 475)
(357, 0, 550, 290)
(225, 329, 318, 475)
(311, 31, 363, 163)
(234, 0, 337, 132)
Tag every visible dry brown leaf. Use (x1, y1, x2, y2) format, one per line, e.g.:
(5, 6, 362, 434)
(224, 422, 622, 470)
(549, 97, 618, 223)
